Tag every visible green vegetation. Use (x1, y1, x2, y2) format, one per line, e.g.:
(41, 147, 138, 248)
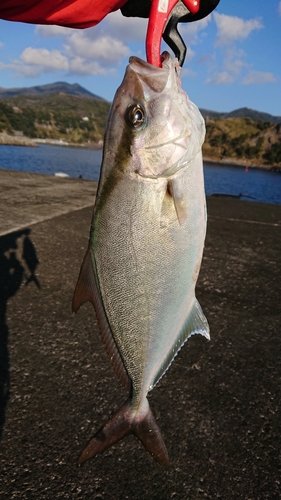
(0, 101, 36, 136)
(263, 140, 281, 164)
(203, 117, 281, 167)
(0, 92, 110, 144)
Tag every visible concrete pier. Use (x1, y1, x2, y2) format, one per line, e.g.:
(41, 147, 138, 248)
(0, 169, 280, 499)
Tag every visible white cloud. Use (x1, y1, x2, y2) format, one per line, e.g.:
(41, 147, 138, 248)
(279, 1, 281, 16)
(206, 71, 235, 85)
(0, 60, 39, 78)
(205, 13, 272, 87)
(242, 70, 277, 85)
(0, 48, 69, 77)
(223, 46, 248, 75)
(0, 42, 4, 49)
(172, 15, 211, 64)
(21, 47, 69, 71)
(205, 45, 249, 86)
(0, 9, 212, 81)
(36, 14, 134, 73)
(35, 10, 147, 43)
(68, 56, 111, 76)
(64, 31, 129, 65)
(207, 67, 277, 87)
(4, 42, 119, 77)
(214, 13, 263, 46)
(181, 14, 212, 45)
(106, 10, 147, 41)
(35, 25, 74, 37)
(1, 13, 133, 79)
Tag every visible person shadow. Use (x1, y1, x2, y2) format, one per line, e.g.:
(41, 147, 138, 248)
(0, 228, 40, 441)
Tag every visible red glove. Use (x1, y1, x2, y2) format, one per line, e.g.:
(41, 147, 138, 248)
(0, 0, 128, 29)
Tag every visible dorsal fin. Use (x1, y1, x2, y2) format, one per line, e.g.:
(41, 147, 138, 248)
(151, 299, 210, 390)
(72, 249, 131, 392)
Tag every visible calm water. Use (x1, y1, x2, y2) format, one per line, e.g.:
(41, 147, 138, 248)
(1, 144, 281, 205)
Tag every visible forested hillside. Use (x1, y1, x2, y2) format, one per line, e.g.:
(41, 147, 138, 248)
(0, 92, 110, 144)
(203, 117, 281, 167)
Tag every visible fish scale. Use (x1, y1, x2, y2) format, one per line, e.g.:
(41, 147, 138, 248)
(94, 176, 176, 392)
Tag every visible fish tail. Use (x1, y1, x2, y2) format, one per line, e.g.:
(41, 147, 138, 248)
(78, 398, 169, 469)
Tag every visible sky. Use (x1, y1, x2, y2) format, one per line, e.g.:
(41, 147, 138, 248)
(0, 1, 280, 116)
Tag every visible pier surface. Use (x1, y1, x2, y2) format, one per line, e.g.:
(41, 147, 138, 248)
(0, 169, 280, 500)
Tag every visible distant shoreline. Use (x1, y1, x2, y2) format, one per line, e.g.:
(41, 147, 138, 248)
(203, 157, 281, 172)
(0, 132, 37, 147)
(0, 133, 102, 150)
(0, 133, 280, 172)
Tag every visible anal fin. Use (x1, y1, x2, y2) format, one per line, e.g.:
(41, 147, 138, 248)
(152, 299, 210, 389)
(72, 248, 131, 392)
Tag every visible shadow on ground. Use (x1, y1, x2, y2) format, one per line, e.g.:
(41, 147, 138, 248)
(0, 229, 40, 440)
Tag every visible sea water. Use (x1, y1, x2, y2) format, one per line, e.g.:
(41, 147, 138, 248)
(0, 144, 281, 205)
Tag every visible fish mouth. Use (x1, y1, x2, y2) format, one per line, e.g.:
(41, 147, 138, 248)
(128, 52, 176, 93)
(129, 51, 172, 71)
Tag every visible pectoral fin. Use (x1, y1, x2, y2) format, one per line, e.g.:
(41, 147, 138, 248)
(169, 178, 188, 225)
(160, 180, 178, 228)
(72, 248, 131, 392)
(160, 178, 188, 228)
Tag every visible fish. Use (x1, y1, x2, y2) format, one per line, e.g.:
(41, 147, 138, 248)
(72, 51, 209, 469)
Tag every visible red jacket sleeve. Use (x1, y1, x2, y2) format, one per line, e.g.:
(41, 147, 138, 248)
(0, 0, 128, 29)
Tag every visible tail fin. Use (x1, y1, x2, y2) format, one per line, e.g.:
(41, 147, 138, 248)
(78, 398, 169, 469)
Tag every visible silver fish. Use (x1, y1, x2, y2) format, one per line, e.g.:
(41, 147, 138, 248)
(73, 52, 209, 468)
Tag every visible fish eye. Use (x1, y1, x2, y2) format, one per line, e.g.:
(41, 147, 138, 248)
(125, 104, 146, 129)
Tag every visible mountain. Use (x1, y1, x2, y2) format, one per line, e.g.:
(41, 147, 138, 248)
(0, 83, 110, 144)
(1, 82, 280, 123)
(200, 107, 281, 125)
(0, 82, 105, 101)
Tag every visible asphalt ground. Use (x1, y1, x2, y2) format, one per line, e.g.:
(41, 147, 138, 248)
(0, 169, 97, 236)
(0, 169, 281, 499)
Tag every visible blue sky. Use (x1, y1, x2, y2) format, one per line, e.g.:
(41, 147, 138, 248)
(0, 1, 280, 115)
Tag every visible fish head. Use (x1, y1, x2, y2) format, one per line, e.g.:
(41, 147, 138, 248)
(103, 52, 205, 180)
